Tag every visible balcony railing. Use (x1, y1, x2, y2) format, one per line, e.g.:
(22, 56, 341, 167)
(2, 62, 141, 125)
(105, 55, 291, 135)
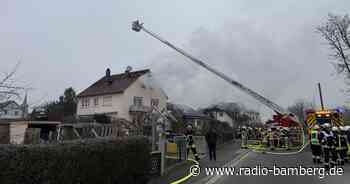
(129, 105, 152, 113)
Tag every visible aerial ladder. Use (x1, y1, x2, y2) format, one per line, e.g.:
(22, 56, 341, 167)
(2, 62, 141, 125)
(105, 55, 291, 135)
(305, 83, 344, 129)
(131, 20, 306, 151)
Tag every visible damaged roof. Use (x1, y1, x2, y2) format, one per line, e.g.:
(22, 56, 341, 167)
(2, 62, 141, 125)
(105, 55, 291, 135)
(77, 69, 150, 98)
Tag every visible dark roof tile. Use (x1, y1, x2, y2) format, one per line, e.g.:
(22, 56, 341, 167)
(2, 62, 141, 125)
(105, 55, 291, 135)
(77, 69, 150, 97)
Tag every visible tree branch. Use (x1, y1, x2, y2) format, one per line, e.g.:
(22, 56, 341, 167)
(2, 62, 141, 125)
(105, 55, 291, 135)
(0, 60, 21, 85)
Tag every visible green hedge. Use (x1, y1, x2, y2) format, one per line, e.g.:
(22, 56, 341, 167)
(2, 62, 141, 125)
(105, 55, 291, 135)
(0, 137, 151, 184)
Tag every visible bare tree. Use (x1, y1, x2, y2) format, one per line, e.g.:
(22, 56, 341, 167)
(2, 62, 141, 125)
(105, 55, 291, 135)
(0, 62, 21, 101)
(287, 99, 315, 123)
(0, 61, 27, 111)
(317, 14, 350, 78)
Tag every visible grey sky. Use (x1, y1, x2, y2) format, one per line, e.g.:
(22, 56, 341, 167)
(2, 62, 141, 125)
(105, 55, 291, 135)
(1, 0, 349, 119)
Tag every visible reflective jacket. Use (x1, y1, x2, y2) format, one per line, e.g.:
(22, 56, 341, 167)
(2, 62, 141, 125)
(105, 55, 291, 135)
(320, 130, 336, 149)
(310, 130, 320, 145)
(336, 131, 349, 151)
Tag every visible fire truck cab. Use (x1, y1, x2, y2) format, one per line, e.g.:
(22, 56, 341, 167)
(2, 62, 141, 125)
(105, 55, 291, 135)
(306, 108, 344, 128)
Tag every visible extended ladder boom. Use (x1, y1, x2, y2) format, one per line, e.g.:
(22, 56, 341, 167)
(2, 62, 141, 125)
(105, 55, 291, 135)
(132, 20, 286, 114)
(151, 105, 178, 123)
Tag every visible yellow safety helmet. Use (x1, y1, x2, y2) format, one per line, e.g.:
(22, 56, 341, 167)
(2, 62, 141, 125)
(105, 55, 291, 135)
(339, 126, 347, 131)
(332, 126, 339, 132)
(322, 123, 331, 128)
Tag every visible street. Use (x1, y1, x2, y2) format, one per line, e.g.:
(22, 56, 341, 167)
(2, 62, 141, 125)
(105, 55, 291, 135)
(197, 147, 350, 184)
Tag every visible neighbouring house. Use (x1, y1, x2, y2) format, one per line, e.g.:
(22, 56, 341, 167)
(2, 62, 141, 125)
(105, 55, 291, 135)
(0, 94, 29, 120)
(244, 110, 260, 124)
(167, 103, 210, 132)
(76, 67, 168, 132)
(203, 106, 237, 128)
(0, 121, 61, 144)
(0, 121, 28, 144)
(183, 110, 210, 131)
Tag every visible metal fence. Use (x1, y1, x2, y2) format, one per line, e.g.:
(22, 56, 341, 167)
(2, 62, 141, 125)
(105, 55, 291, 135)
(150, 151, 161, 176)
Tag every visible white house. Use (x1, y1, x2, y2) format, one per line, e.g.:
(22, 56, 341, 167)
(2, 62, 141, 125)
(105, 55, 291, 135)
(204, 106, 235, 127)
(77, 68, 168, 124)
(244, 110, 261, 124)
(0, 95, 28, 120)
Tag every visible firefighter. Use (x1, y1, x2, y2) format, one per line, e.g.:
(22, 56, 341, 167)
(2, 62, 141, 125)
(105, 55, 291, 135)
(241, 126, 248, 149)
(261, 129, 268, 147)
(269, 128, 277, 150)
(337, 126, 349, 165)
(310, 125, 322, 164)
(248, 127, 253, 140)
(257, 128, 262, 141)
(273, 128, 279, 148)
(320, 123, 337, 170)
(346, 126, 350, 162)
(185, 125, 200, 161)
(281, 127, 289, 150)
(330, 126, 339, 167)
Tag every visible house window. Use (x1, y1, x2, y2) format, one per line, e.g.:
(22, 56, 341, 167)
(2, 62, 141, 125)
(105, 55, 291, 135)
(219, 112, 223, 117)
(14, 111, 19, 116)
(151, 98, 159, 107)
(94, 97, 99, 106)
(81, 98, 90, 108)
(4, 110, 7, 115)
(103, 95, 112, 106)
(133, 96, 143, 106)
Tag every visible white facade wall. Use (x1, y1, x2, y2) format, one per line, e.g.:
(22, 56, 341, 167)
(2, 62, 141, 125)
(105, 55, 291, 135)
(77, 93, 124, 118)
(9, 122, 28, 144)
(216, 112, 234, 127)
(122, 74, 167, 121)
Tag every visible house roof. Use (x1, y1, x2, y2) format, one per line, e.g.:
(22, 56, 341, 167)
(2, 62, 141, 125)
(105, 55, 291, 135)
(183, 109, 210, 120)
(0, 101, 20, 110)
(166, 103, 210, 120)
(203, 106, 237, 121)
(203, 106, 229, 114)
(183, 112, 210, 120)
(77, 69, 150, 98)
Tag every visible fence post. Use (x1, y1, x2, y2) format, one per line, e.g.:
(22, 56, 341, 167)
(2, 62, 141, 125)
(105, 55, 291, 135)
(151, 115, 157, 151)
(159, 132, 166, 176)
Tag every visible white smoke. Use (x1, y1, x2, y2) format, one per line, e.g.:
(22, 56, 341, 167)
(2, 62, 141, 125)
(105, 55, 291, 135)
(148, 18, 341, 120)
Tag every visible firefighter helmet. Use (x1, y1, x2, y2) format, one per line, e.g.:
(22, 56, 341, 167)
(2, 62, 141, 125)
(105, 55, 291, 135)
(187, 124, 193, 130)
(332, 126, 339, 132)
(344, 125, 350, 131)
(283, 127, 290, 131)
(339, 126, 347, 131)
(322, 123, 331, 128)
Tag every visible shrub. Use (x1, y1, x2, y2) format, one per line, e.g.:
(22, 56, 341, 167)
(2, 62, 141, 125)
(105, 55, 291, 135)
(0, 137, 151, 184)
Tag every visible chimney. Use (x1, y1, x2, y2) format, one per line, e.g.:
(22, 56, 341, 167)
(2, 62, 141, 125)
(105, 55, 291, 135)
(106, 68, 112, 84)
(106, 68, 111, 77)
